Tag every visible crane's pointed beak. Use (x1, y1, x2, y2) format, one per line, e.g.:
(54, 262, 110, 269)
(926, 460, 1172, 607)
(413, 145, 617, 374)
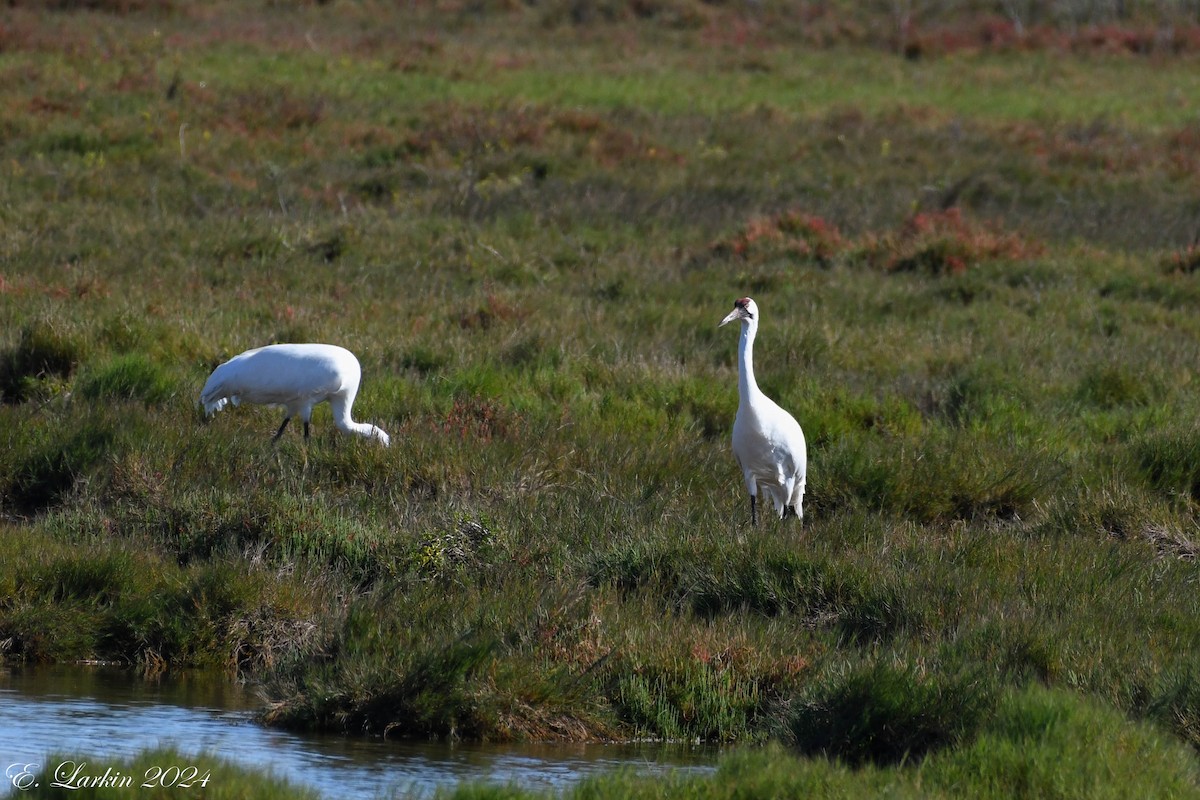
(719, 308, 741, 327)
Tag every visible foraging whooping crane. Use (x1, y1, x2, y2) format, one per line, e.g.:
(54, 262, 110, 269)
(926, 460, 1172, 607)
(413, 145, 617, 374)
(719, 297, 806, 526)
(200, 343, 391, 446)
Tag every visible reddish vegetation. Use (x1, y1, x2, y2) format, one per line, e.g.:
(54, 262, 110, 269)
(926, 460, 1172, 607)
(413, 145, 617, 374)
(212, 88, 326, 135)
(757, 7, 1200, 58)
(28, 96, 75, 116)
(871, 207, 1042, 275)
(5, 3, 1200, 61)
(711, 210, 845, 266)
(0, 272, 110, 299)
(1002, 119, 1152, 177)
(695, 1, 1200, 58)
(392, 104, 682, 169)
(689, 639, 810, 686)
(458, 293, 528, 331)
(546, 108, 684, 167)
(1163, 243, 1200, 275)
(894, 17, 1200, 58)
(714, 206, 1040, 275)
(1167, 124, 1200, 176)
(894, 208, 1024, 272)
(441, 396, 516, 443)
(582, 125, 685, 167)
(994, 117, 1200, 182)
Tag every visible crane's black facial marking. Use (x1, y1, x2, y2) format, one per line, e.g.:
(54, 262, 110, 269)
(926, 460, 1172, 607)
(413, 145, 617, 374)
(720, 297, 755, 328)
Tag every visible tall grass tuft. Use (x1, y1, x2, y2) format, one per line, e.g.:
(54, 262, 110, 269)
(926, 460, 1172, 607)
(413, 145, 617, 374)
(3, 422, 121, 515)
(787, 663, 996, 767)
(815, 431, 1054, 523)
(1131, 426, 1200, 504)
(587, 544, 916, 640)
(613, 658, 763, 743)
(76, 353, 175, 405)
(0, 320, 85, 404)
(0, 525, 326, 671)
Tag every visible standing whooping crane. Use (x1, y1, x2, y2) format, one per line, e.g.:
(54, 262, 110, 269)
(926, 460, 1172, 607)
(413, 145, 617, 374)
(719, 297, 806, 526)
(200, 343, 390, 446)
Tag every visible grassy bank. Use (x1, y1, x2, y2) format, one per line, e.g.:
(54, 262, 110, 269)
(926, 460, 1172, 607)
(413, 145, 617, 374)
(24, 686, 1200, 799)
(4, 0, 1200, 793)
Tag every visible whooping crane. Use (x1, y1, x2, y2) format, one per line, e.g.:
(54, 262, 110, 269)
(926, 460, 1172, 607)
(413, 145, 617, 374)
(200, 343, 391, 446)
(719, 297, 806, 526)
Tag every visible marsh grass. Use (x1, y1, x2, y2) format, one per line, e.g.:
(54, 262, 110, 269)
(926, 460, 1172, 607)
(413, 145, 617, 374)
(0, 320, 86, 404)
(4, 4, 1200, 796)
(0, 524, 328, 672)
(788, 663, 996, 766)
(1131, 425, 1200, 504)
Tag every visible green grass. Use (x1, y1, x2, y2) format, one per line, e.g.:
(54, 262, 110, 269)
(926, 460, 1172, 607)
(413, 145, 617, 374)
(5, 1, 1200, 796)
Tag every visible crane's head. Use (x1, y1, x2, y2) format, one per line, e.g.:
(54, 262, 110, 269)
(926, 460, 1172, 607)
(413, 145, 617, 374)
(719, 297, 757, 328)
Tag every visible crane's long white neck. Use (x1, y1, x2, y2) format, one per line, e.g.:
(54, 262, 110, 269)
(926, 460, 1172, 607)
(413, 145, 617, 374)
(737, 318, 762, 401)
(342, 420, 379, 437)
(330, 397, 391, 445)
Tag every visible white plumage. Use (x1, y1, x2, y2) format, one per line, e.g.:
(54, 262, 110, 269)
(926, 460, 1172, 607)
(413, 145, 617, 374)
(719, 297, 806, 525)
(199, 343, 390, 446)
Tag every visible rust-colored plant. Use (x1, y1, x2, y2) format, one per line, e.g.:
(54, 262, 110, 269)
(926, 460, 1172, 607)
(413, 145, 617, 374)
(1163, 243, 1200, 275)
(712, 210, 846, 266)
(869, 207, 1041, 275)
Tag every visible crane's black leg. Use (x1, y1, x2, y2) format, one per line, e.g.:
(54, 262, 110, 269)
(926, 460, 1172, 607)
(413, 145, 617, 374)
(273, 417, 291, 442)
(300, 420, 312, 471)
(750, 494, 758, 527)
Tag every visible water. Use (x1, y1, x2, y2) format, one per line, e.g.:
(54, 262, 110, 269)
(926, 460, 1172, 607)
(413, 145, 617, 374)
(0, 666, 718, 798)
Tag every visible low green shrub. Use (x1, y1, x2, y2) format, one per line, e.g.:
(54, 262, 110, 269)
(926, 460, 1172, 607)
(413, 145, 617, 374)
(0, 526, 325, 672)
(787, 663, 997, 766)
(3, 424, 119, 515)
(76, 353, 175, 405)
(0, 320, 84, 403)
(814, 430, 1054, 523)
(587, 544, 916, 641)
(1131, 426, 1200, 503)
(1075, 364, 1160, 409)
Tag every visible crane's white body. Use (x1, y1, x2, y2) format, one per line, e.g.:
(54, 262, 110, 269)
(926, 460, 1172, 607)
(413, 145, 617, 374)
(200, 343, 390, 446)
(720, 297, 806, 525)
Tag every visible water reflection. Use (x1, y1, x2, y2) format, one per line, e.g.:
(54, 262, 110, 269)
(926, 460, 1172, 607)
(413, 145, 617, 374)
(0, 666, 717, 798)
